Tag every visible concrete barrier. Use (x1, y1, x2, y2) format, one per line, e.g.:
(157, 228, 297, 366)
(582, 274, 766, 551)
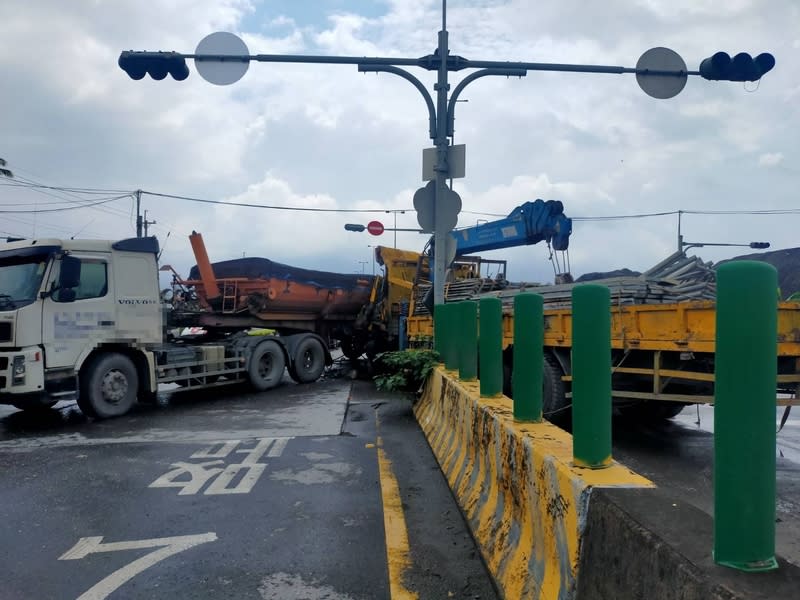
(415, 367, 800, 599)
(414, 367, 652, 599)
(576, 488, 800, 599)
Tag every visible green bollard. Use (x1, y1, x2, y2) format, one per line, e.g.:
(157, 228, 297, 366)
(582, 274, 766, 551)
(714, 261, 778, 571)
(513, 293, 544, 422)
(459, 301, 478, 381)
(479, 298, 503, 397)
(572, 284, 612, 469)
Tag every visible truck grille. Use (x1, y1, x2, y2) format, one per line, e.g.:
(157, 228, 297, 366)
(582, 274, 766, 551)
(0, 322, 11, 342)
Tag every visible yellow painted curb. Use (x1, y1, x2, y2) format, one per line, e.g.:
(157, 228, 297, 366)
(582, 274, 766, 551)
(414, 367, 653, 600)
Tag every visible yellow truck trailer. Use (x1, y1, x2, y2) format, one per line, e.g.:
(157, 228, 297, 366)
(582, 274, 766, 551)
(407, 298, 800, 422)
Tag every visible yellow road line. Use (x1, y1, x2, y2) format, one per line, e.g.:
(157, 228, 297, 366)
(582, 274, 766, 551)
(376, 414, 418, 600)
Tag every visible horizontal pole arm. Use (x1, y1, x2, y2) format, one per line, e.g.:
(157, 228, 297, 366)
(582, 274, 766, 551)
(188, 53, 425, 67)
(462, 58, 699, 77)
(184, 53, 698, 77)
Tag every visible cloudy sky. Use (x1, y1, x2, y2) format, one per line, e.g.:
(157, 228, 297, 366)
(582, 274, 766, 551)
(1, 0, 797, 285)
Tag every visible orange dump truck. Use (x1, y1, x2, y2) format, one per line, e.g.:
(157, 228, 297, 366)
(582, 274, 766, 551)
(166, 234, 422, 360)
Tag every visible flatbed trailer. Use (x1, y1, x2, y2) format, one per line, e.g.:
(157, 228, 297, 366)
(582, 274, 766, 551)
(408, 299, 800, 421)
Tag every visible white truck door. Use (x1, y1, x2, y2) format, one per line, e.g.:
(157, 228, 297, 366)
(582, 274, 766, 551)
(42, 253, 116, 370)
(112, 252, 162, 344)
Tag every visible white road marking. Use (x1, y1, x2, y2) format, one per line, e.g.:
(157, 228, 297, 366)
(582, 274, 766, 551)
(59, 532, 217, 600)
(205, 463, 267, 494)
(149, 437, 291, 495)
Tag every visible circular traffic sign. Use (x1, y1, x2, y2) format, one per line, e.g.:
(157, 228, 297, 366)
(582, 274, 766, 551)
(367, 221, 384, 236)
(636, 47, 687, 100)
(195, 32, 250, 86)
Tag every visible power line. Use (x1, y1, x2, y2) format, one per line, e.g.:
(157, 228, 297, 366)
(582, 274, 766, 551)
(2, 176, 134, 217)
(0, 194, 129, 214)
(464, 207, 800, 221)
(4, 172, 799, 222)
(141, 190, 412, 214)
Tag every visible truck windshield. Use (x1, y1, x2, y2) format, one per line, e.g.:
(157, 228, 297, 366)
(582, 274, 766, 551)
(0, 253, 50, 309)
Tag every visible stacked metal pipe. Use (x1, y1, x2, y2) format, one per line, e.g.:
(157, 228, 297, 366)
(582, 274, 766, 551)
(411, 251, 718, 317)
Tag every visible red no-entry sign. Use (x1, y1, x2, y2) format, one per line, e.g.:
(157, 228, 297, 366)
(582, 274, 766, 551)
(367, 221, 384, 236)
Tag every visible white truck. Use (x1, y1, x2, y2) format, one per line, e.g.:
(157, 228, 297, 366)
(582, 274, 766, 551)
(0, 236, 332, 418)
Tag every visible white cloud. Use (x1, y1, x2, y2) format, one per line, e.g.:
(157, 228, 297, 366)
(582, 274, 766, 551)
(759, 152, 784, 167)
(1, 0, 797, 283)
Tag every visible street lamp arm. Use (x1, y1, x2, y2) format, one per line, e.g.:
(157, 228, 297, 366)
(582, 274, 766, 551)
(682, 241, 770, 252)
(358, 64, 437, 140)
(447, 68, 527, 137)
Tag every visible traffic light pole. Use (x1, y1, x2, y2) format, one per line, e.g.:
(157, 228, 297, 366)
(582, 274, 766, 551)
(120, 0, 774, 308)
(433, 22, 449, 306)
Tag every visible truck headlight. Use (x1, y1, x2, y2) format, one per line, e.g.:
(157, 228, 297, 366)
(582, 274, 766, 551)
(12, 355, 25, 385)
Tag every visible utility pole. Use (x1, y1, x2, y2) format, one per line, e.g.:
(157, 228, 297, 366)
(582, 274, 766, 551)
(135, 189, 143, 238)
(143, 210, 157, 237)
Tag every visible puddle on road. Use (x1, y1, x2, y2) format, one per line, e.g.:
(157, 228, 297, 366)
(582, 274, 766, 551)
(258, 573, 357, 600)
(674, 405, 800, 464)
(270, 452, 362, 485)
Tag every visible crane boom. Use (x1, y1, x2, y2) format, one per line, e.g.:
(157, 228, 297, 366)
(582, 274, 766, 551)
(450, 199, 571, 256)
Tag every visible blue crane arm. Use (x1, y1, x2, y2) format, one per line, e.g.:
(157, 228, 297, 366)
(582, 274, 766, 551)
(450, 199, 572, 256)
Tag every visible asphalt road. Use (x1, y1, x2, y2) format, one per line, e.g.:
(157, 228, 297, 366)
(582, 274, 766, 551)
(0, 376, 498, 600)
(3, 378, 799, 598)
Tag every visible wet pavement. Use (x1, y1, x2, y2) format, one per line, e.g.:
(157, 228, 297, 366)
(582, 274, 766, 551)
(612, 404, 800, 567)
(2, 377, 799, 597)
(0, 376, 498, 600)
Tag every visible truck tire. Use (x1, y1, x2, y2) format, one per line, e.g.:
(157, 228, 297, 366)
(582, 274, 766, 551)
(248, 340, 286, 391)
(289, 337, 326, 383)
(78, 353, 138, 419)
(543, 353, 570, 427)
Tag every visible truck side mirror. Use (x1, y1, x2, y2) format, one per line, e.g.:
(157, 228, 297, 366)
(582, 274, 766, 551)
(58, 255, 81, 290)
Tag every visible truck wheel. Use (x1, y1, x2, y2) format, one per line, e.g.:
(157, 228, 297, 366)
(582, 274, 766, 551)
(248, 340, 286, 391)
(543, 354, 570, 427)
(290, 337, 326, 383)
(78, 353, 138, 419)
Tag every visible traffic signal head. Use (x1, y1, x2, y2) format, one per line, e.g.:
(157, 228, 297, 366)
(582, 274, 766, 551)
(699, 51, 775, 82)
(344, 223, 366, 232)
(118, 51, 190, 81)
(749, 242, 770, 249)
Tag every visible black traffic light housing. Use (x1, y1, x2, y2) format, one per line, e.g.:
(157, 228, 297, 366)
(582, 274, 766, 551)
(749, 242, 770, 249)
(699, 52, 775, 82)
(118, 51, 190, 81)
(344, 224, 366, 232)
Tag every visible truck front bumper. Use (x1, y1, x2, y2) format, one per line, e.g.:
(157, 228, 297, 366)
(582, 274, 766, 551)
(0, 346, 46, 402)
